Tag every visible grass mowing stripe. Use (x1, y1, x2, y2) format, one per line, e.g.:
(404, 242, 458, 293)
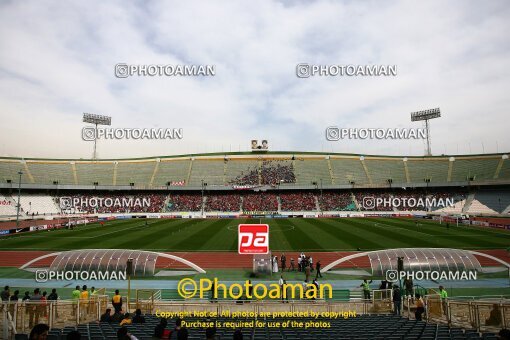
(297, 219, 355, 250)
(272, 218, 323, 251)
(111, 219, 194, 249)
(172, 219, 232, 251)
(341, 218, 440, 249)
(320, 218, 396, 250)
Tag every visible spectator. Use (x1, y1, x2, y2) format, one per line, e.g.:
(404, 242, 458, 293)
(205, 319, 216, 339)
(120, 312, 132, 326)
(415, 293, 425, 321)
(498, 329, 510, 340)
(233, 329, 243, 340)
(0, 285, 9, 303)
(100, 308, 112, 322)
(29, 288, 42, 328)
(71, 285, 80, 316)
(153, 318, 170, 339)
(47, 289, 58, 301)
(9, 289, 19, 315)
(403, 278, 414, 299)
(117, 326, 138, 340)
(66, 330, 81, 340)
(439, 286, 448, 315)
(29, 323, 49, 340)
(112, 290, 122, 313)
(360, 279, 373, 300)
(175, 318, 188, 340)
(111, 310, 124, 323)
(22, 291, 31, 301)
(80, 285, 89, 318)
(393, 285, 402, 315)
(132, 308, 145, 323)
(486, 304, 502, 326)
(280, 253, 286, 271)
(0, 285, 9, 313)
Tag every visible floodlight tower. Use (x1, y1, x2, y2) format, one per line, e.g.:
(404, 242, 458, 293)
(410, 108, 441, 156)
(83, 113, 112, 160)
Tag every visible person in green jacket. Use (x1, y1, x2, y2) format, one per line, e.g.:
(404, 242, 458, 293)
(439, 285, 448, 316)
(71, 285, 81, 316)
(360, 279, 373, 300)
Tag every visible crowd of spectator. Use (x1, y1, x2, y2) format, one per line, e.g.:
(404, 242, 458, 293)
(205, 194, 241, 212)
(280, 192, 317, 211)
(229, 160, 296, 186)
(242, 192, 279, 212)
(165, 194, 202, 212)
(319, 192, 355, 211)
(260, 160, 296, 185)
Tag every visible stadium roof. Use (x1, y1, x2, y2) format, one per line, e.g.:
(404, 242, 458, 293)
(19, 249, 206, 276)
(323, 248, 510, 276)
(0, 151, 508, 162)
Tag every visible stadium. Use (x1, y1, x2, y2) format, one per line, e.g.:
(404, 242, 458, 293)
(2, 1, 510, 339)
(0, 151, 509, 339)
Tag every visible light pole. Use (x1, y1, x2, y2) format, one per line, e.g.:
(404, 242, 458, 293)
(16, 171, 23, 228)
(83, 113, 112, 160)
(411, 108, 441, 156)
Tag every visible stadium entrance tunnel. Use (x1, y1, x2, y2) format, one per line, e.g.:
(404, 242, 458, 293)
(19, 249, 206, 277)
(322, 248, 510, 277)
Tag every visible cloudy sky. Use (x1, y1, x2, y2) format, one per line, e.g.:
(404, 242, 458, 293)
(0, 0, 509, 159)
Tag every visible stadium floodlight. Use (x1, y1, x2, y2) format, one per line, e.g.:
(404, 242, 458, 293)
(410, 108, 441, 156)
(83, 113, 112, 160)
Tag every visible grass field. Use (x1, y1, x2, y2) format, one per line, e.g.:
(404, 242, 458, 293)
(0, 217, 509, 251)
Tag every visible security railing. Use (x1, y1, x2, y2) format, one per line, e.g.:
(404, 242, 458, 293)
(423, 295, 510, 333)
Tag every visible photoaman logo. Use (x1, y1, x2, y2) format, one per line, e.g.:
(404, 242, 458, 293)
(385, 270, 477, 282)
(177, 278, 332, 300)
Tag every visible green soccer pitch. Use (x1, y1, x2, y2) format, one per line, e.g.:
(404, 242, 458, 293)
(0, 217, 509, 252)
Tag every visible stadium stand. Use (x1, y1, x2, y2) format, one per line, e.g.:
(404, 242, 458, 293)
(467, 200, 499, 215)
(10, 313, 503, 340)
(406, 159, 450, 183)
(293, 158, 330, 185)
(242, 192, 278, 212)
(115, 161, 155, 186)
(364, 158, 407, 184)
(205, 193, 241, 212)
(450, 158, 501, 182)
(261, 160, 296, 185)
(330, 157, 369, 185)
(27, 161, 74, 185)
(0, 159, 24, 183)
(75, 162, 115, 186)
(188, 159, 225, 186)
(58, 193, 166, 214)
(165, 193, 203, 211)
(152, 159, 190, 187)
(0, 193, 17, 216)
(473, 189, 510, 214)
(318, 191, 356, 211)
(280, 192, 317, 211)
(225, 159, 260, 185)
(1, 153, 509, 187)
(19, 194, 60, 215)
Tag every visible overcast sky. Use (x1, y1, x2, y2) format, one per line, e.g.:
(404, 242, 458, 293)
(0, 0, 509, 159)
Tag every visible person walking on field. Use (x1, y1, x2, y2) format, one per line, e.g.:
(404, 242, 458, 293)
(315, 260, 322, 278)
